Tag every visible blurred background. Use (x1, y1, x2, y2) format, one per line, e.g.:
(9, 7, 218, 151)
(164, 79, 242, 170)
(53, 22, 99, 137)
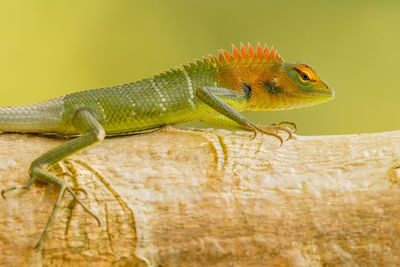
(0, 0, 398, 135)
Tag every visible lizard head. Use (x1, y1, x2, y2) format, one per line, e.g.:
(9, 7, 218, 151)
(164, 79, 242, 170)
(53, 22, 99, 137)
(249, 61, 335, 110)
(211, 43, 334, 111)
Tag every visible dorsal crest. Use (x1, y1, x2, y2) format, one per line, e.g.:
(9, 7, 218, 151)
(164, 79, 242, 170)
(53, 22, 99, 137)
(204, 42, 284, 65)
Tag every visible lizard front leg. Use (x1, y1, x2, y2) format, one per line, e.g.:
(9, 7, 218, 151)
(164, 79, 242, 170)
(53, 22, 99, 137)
(2, 108, 104, 248)
(196, 87, 293, 145)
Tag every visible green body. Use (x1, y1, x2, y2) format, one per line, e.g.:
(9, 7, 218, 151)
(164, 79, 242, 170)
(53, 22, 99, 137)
(0, 64, 245, 136)
(63, 65, 221, 135)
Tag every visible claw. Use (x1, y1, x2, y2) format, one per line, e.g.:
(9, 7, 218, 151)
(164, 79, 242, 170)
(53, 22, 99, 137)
(250, 128, 258, 140)
(278, 121, 297, 134)
(270, 121, 297, 140)
(243, 125, 258, 139)
(270, 124, 293, 140)
(1, 186, 17, 199)
(254, 126, 284, 146)
(2, 175, 36, 198)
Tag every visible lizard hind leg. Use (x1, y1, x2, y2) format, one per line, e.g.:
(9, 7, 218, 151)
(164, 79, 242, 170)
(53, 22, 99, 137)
(3, 108, 105, 248)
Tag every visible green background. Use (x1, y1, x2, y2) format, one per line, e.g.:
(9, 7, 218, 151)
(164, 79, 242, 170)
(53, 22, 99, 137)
(0, 0, 399, 135)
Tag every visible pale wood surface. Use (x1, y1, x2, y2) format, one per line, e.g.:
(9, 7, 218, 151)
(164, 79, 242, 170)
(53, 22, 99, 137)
(0, 127, 400, 266)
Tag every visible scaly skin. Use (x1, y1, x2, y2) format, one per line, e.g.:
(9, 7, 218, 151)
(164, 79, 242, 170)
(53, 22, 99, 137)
(0, 43, 334, 248)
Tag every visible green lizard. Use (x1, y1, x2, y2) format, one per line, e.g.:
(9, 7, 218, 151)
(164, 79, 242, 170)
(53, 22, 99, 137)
(1, 43, 334, 248)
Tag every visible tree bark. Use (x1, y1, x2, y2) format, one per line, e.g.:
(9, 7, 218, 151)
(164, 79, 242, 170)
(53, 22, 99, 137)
(0, 127, 400, 266)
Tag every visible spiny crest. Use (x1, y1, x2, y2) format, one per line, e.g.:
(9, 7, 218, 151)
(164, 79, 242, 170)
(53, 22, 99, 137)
(204, 42, 284, 65)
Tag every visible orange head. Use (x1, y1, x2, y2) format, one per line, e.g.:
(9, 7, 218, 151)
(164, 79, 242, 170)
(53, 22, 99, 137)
(208, 43, 334, 110)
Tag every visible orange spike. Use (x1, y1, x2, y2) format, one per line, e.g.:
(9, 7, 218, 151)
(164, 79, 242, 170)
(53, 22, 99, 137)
(218, 51, 225, 62)
(248, 42, 255, 57)
(232, 44, 240, 59)
(269, 47, 276, 59)
(203, 56, 211, 64)
(209, 54, 217, 63)
(240, 43, 248, 57)
(263, 44, 269, 58)
(256, 42, 263, 57)
(210, 42, 283, 65)
(222, 49, 232, 61)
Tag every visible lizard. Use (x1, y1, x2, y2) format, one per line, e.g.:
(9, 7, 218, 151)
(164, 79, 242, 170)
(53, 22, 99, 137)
(0, 42, 334, 248)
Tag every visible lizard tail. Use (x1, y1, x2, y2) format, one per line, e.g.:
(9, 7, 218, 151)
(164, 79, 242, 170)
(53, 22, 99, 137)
(0, 97, 66, 134)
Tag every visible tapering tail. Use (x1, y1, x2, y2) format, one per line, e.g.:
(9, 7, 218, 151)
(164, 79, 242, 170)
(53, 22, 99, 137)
(0, 97, 66, 134)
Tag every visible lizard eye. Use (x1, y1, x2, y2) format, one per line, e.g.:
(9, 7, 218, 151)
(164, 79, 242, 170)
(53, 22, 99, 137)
(294, 64, 317, 83)
(300, 72, 310, 81)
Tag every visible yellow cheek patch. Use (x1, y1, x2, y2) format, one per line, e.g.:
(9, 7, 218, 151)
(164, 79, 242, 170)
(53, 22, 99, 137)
(294, 65, 317, 82)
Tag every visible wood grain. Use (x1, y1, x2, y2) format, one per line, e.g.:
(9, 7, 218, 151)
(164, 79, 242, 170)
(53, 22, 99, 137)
(1, 127, 400, 266)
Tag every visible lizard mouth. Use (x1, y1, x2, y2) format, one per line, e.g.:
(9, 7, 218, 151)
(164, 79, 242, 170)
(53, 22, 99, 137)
(309, 89, 335, 98)
(289, 87, 335, 99)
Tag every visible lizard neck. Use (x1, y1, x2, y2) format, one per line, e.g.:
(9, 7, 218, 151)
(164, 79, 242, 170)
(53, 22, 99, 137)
(216, 61, 287, 110)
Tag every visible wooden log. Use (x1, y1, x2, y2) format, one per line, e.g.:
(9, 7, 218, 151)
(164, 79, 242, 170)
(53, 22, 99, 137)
(0, 127, 400, 266)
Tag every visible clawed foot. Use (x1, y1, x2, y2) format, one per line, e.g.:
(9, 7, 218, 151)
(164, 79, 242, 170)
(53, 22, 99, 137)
(1, 178, 35, 198)
(1, 178, 100, 249)
(245, 121, 297, 146)
(33, 183, 100, 249)
(270, 121, 297, 139)
(1, 186, 17, 198)
(2, 184, 88, 199)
